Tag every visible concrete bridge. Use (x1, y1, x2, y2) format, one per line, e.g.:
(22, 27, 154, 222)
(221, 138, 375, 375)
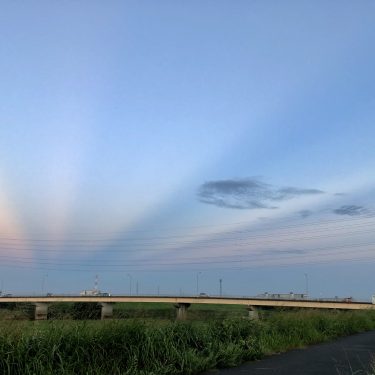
(0, 295, 373, 320)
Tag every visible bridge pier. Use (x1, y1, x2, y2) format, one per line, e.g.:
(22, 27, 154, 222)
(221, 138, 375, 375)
(100, 303, 114, 320)
(247, 306, 259, 320)
(175, 303, 190, 320)
(34, 303, 49, 320)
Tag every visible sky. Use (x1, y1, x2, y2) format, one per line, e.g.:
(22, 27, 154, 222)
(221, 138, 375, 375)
(0, 1, 375, 299)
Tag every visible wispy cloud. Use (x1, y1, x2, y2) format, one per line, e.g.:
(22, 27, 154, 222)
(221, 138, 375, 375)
(198, 177, 324, 209)
(332, 205, 368, 216)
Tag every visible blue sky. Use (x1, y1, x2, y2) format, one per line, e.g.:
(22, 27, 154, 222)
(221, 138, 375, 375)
(0, 1, 375, 299)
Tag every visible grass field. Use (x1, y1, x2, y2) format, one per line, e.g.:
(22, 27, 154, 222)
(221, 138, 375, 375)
(1, 307, 375, 374)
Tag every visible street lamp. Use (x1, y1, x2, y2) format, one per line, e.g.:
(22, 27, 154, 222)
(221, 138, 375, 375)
(127, 274, 132, 296)
(196, 272, 202, 295)
(304, 273, 309, 298)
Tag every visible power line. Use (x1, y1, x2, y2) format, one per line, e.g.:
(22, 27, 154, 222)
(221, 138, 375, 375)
(0, 242, 373, 269)
(0, 213, 373, 237)
(0, 215, 373, 274)
(1, 240, 375, 263)
(1, 253, 375, 273)
(0, 217, 374, 245)
(0, 224, 374, 252)
(0, 215, 373, 242)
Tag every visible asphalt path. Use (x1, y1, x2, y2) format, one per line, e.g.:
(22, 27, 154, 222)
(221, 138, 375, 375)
(203, 330, 375, 375)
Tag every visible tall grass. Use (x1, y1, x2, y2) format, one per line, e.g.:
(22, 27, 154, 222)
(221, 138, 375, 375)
(368, 358, 375, 375)
(259, 309, 375, 354)
(0, 310, 375, 374)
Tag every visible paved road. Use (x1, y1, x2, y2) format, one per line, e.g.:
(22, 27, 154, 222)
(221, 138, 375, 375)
(204, 330, 375, 375)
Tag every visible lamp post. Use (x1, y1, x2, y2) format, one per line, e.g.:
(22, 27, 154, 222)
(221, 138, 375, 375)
(127, 274, 132, 296)
(196, 272, 202, 295)
(304, 273, 309, 298)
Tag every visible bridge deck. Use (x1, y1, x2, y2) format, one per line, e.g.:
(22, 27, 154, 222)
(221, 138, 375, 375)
(0, 296, 373, 310)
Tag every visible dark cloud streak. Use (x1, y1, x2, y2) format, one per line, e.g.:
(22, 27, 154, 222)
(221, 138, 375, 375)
(198, 177, 324, 210)
(332, 205, 368, 216)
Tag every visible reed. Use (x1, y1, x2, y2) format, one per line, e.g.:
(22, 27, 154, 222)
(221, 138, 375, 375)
(0, 310, 374, 374)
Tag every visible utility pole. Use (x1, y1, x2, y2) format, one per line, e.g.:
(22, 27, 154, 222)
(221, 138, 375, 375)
(196, 272, 202, 295)
(127, 274, 132, 296)
(219, 278, 223, 297)
(41, 273, 48, 295)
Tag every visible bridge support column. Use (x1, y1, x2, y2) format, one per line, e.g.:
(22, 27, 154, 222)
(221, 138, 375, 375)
(34, 303, 49, 320)
(247, 306, 259, 320)
(175, 303, 190, 320)
(100, 303, 114, 320)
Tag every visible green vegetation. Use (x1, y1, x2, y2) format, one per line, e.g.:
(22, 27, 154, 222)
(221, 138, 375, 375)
(368, 359, 375, 375)
(1, 309, 375, 374)
(0, 302, 247, 321)
(113, 302, 247, 320)
(259, 309, 375, 353)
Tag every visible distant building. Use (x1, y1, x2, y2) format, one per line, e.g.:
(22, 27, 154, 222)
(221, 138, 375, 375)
(80, 289, 100, 296)
(80, 290, 111, 296)
(80, 275, 111, 296)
